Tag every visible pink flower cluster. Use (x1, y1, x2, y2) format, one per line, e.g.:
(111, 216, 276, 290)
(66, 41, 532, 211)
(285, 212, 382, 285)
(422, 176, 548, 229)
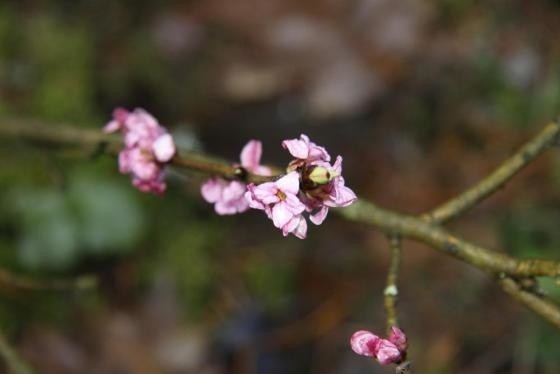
(199, 134, 356, 239)
(350, 326, 408, 365)
(104, 111, 356, 236)
(104, 108, 176, 194)
(201, 140, 271, 215)
(245, 134, 356, 238)
(284, 135, 357, 225)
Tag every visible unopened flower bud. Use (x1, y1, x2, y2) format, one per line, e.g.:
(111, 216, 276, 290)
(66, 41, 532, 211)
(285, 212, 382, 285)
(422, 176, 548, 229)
(350, 330, 380, 357)
(375, 339, 402, 365)
(350, 327, 408, 366)
(307, 166, 337, 185)
(388, 326, 408, 353)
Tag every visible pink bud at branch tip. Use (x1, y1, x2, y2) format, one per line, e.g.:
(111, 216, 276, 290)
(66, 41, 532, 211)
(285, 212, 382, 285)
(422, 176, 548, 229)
(350, 327, 408, 366)
(350, 330, 380, 357)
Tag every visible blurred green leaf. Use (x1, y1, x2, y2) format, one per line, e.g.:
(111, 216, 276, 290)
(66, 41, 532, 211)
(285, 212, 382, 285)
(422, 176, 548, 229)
(69, 174, 144, 254)
(7, 173, 145, 270)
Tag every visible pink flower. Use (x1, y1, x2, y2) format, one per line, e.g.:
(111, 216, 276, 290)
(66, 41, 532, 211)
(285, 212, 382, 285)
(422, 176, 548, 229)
(201, 179, 249, 215)
(240, 139, 271, 176)
(245, 172, 307, 238)
(282, 134, 331, 168)
(104, 107, 176, 194)
(201, 140, 270, 215)
(350, 327, 407, 366)
(281, 135, 356, 225)
(201, 134, 355, 239)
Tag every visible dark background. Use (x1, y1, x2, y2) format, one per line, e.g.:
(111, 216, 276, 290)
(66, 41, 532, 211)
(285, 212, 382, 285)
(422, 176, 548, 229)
(1, 1, 560, 373)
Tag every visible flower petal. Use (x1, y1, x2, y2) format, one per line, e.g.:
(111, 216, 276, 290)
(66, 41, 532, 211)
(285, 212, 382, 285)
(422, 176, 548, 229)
(129, 149, 159, 180)
(215, 200, 239, 215)
(254, 165, 272, 176)
(375, 339, 401, 365)
(103, 120, 121, 134)
(129, 108, 159, 129)
(332, 155, 343, 174)
(275, 171, 300, 195)
(308, 142, 331, 162)
(272, 202, 294, 229)
(282, 137, 309, 159)
(252, 182, 280, 204)
(334, 183, 357, 207)
(201, 179, 225, 203)
(310, 206, 329, 225)
(245, 185, 264, 210)
(132, 177, 166, 195)
(152, 133, 176, 162)
(282, 215, 300, 235)
(388, 326, 408, 353)
(222, 181, 247, 202)
(118, 149, 132, 174)
(293, 216, 307, 239)
(240, 140, 262, 171)
(214, 199, 249, 216)
(350, 330, 379, 357)
(284, 193, 306, 214)
(113, 107, 129, 123)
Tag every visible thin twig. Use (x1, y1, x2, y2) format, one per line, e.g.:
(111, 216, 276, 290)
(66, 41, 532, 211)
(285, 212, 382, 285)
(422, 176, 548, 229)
(340, 200, 560, 278)
(423, 121, 560, 224)
(0, 119, 275, 184)
(0, 269, 97, 292)
(384, 233, 401, 332)
(497, 276, 560, 329)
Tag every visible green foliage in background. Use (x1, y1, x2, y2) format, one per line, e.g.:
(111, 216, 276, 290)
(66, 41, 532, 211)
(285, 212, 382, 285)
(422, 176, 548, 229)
(7, 173, 145, 270)
(243, 255, 295, 313)
(156, 219, 227, 320)
(499, 205, 560, 259)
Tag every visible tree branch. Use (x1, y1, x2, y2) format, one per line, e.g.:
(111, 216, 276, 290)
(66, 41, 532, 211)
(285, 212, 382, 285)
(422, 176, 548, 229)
(339, 200, 560, 278)
(497, 276, 560, 329)
(0, 120, 276, 184)
(4, 118, 560, 279)
(423, 121, 560, 224)
(2, 118, 560, 329)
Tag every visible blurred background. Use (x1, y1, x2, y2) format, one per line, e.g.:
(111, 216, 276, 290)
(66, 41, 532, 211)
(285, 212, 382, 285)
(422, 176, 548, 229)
(1, 1, 560, 373)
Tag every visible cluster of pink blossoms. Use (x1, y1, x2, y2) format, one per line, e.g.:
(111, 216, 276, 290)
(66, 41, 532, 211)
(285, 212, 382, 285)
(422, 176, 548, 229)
(201, 134, 357, 239)
(104, 108, 176, 194)
(105, 109, 356, 237)
(350, 326, 408, 365)
(201, 140, 271, 215)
